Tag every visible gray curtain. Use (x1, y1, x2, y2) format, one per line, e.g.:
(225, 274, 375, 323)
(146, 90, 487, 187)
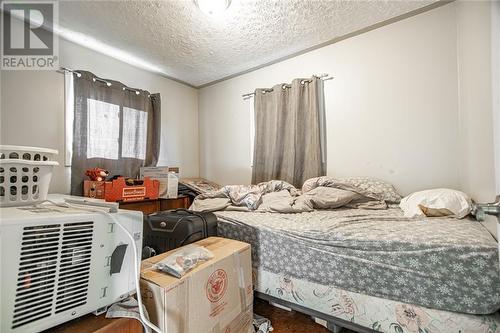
(251, 77, 326, 188)
(70, 70, 160, 195)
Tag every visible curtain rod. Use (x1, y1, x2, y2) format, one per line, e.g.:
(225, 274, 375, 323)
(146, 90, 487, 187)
(57, 67, 144, 95)
(242, 74, 333, 99)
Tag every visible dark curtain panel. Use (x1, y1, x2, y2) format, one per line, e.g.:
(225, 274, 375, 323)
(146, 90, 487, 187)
(70, 70, 160, 195)
(252, 77, 326, 188)
(146, 94, 161, 167)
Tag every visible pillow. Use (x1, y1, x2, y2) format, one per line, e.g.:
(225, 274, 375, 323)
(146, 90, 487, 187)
(399, 188, 472, 218)
(300, 187, 362, 209)
(337, 177, 402, 203)
(303, 177, 401, 203)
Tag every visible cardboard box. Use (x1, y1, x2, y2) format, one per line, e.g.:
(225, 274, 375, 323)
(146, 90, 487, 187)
(140, 166, 179, 199)
(140, 237, 253, 333)
(83, 180, 106, 199)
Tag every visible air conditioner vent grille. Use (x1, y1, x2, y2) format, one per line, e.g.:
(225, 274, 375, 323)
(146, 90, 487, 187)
(55, 222, 93, 314)
(11, 221, 94, 329)
(12, 224, 61, 329)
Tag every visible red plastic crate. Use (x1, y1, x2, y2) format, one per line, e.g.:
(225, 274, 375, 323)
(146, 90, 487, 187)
(104, 177, 159, 202)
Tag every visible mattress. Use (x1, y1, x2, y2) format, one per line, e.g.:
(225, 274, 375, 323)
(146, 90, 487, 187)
(252, 268, 500, 333)
(215, 208, 500, 315)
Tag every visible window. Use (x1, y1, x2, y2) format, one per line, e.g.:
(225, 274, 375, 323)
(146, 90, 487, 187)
(86, 99, 120, 159)
(65, 69, 160, 196)
(64, 74, 150, 163)
(122, 107, 148, 160)
(84, 101, 149, 160)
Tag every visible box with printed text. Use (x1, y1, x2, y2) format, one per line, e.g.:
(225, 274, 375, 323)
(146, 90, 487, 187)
(140, 166, 179, 199)
(140, 237, 253, 333)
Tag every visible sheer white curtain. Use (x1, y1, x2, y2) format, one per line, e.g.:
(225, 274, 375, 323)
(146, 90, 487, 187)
(64, 71, 74, 166)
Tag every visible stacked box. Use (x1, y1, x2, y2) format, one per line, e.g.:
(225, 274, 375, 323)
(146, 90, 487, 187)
(140, 237, 253, 333)
(140, 166, 179, 199)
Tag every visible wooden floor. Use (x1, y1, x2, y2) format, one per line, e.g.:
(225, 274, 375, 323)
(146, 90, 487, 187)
(254, 298, 356, 333)
(45, 297, 357, 333)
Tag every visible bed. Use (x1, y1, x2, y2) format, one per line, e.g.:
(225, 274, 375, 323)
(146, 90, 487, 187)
(215, 207, 500, 333)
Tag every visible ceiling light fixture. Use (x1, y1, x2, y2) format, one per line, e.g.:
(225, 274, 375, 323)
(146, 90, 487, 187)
(194, 0, 231, 16)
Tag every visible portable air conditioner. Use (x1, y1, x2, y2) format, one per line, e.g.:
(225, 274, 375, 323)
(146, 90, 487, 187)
(0, 198, 143, 333)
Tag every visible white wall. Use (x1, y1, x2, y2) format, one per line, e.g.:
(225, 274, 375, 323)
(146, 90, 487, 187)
(456, 0, 496, 203)
(199, 3, 461, 196)
(1, 34, 199, 194)
(487, 0, 499, 240)
(1, 70, 68, 193)
(492, 0, 500, 195)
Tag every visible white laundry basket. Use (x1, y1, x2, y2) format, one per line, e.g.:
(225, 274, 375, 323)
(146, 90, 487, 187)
(0, 145, 58, 161)
(0, 146, 59, 207)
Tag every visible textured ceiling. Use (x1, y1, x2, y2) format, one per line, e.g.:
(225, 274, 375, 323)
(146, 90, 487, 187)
(58, 0, 437, 87)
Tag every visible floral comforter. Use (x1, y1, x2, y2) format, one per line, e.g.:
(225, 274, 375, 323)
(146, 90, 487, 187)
(216, 208, 500, 315)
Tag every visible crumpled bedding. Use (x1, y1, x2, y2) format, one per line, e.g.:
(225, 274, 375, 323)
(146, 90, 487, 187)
(190, 179, 389, 213)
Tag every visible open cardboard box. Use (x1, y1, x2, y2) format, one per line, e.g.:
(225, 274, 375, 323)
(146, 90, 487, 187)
(140, 237, 253, 333)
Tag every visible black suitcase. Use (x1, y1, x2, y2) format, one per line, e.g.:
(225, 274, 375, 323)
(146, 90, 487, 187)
(142, 209, 218, 257)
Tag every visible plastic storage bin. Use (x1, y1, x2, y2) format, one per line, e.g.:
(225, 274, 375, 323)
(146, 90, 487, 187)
(0, 146, 59, 207)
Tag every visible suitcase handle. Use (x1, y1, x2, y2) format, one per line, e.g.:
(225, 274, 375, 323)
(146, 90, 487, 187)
(172, 208, 190, 213)
(156, 208, 212, 238)
(171, 208, 210, 238)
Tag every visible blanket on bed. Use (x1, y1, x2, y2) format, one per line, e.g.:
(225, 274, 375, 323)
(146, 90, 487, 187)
(190, 179, 390, 212)
(216, 208, 500, 315)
